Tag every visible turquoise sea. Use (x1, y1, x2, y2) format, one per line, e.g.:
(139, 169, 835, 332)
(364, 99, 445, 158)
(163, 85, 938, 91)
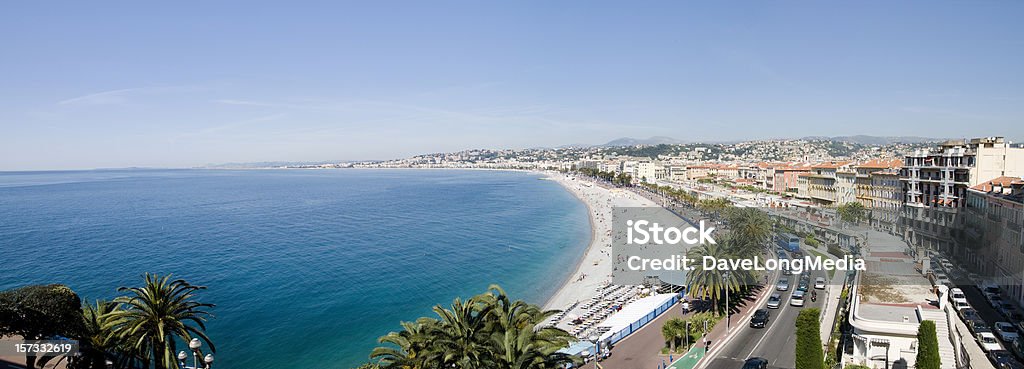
(0, 169, 591, 368)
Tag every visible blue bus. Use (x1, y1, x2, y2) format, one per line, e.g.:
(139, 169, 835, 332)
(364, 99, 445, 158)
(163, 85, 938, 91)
(776, 233, 800, 252)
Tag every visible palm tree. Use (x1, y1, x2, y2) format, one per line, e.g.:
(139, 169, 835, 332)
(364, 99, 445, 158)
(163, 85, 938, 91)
(686, 237, 756, 314)
(661, 320, 677, 352)
(482, 286, 577, 369)
(104, 273, 215, 369)
(727, 208, 773, 257)
(429, 296, 495, 368)
(370, 318, 441, 369)
(75, 300, 121, 369)
(371, 285, 578, 369)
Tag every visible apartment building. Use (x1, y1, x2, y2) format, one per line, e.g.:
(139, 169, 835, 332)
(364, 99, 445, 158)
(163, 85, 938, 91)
(772, 163, 813, 194)
(808, 161, 854, 206)
(796, 173, 811, 199)
(901, 137, 1024, 252)
(963, 176, 1024, 304)
(869, 169, 904, 234)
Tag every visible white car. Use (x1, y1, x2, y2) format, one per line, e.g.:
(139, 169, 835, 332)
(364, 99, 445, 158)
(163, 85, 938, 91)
(978, 332, 1004, 352)
(950, 288, 968, 304)
(995, 322, 1020, 342)
(814, 277, 826, 290)
(953, 300, 971, 312)
(790, 290, 805, 307)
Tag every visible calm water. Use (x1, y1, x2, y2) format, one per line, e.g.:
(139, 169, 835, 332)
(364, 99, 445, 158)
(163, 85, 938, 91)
(0, 169, 590, 368)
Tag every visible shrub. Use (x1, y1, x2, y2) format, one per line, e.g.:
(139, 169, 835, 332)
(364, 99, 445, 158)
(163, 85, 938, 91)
(795, 308, 824, 369)
(916, 320, 941, 369)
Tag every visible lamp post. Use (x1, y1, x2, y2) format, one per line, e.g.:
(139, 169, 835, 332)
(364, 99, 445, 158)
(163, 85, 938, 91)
(178, 351, 187, 369)
(724, 270, 731, 331)
(187, 338, 214, 369)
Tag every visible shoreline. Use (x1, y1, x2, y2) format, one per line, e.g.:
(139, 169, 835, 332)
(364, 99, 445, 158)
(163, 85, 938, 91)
(538, 171, 657, 312)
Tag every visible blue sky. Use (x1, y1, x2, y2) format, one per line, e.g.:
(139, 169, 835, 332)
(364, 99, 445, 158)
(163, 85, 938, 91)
(2, 1, 1023, 170)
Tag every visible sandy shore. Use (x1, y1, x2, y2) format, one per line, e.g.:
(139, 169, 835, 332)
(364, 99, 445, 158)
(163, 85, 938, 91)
(540, 172, 656, 311)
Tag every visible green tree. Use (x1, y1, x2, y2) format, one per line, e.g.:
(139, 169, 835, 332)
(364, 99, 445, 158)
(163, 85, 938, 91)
(795, 308, 824, 369)
(916, 320, 941, 369)
(661, 318, 688, 352)
(837, 202, 866, 224)
(685, 237, 756, 314)
(104, 273, 215, 369)
(74, 300, 123, 369)
(726, 208, 773, 257)
(371, 285, 578, 369)
(0, 284, 85, 369)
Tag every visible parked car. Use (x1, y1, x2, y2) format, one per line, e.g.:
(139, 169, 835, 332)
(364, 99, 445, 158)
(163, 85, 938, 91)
(961, 308, 979, 321)
(767, 293, 781, 309)
(791, 290, 806, 307)
(750, 309, 770, 328)
(995, 322, 1020, 342)
(979, 332, 1005, 352)
(988, 350, 1015, 369)
(814, 277, 826, 290)
(776, 279, 790, 291)
(990, 295, 1005, 308)
(970, 318, 993, 334)
(953, 300, 972, 312)
(950, 288, 968, 304)
(999, 303, 1021, 320)
(742, 357, 768, 369)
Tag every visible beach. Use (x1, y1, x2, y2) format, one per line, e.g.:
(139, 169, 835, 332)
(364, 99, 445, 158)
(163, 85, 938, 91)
(541, 172, 657, 313)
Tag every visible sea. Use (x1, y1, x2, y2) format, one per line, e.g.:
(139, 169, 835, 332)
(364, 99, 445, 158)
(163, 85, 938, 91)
(0, 169, 591, 368)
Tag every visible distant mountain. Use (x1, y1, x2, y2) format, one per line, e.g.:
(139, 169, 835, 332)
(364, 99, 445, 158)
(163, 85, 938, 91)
(800, 135, 943, 145)
(599, 136, 685, 147)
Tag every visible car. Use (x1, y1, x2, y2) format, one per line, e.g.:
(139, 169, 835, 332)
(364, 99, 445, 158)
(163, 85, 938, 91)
(767, 293, 782, 309)
(776, 279, 790, 291)
(990, 295, 1005, 308)
(988, 350, 1015, 369)
(961, 308, 979, 321)
(999, 303, 1020, 320)
(742, 357, 769, 369)
(814, 277, 826, 290)
(750, 309, 770, 328)
(950, 288, 968, 304)
(797, 279, 809, 292)
(791, 290, 806, 307)
(979, 332, 1005, 352)
(953, 300, 971, 312)
(995, 322, 1020, 342)
(970, 318, 992, 334)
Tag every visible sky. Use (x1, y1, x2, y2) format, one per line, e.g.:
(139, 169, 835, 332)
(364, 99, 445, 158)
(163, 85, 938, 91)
(2, 1, 1023, 170)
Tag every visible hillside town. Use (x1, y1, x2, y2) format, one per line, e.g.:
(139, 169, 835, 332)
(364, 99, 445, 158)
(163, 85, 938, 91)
(337, 136, 1024, 369)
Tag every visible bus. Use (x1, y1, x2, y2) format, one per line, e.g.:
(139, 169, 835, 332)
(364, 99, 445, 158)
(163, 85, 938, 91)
(776, 233, 800, 253)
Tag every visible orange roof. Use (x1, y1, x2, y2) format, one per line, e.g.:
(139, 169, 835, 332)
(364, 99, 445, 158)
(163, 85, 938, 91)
(971, 176, 1024, 192)
(856, 158, 903, 169)
(812, 161, 853, 169)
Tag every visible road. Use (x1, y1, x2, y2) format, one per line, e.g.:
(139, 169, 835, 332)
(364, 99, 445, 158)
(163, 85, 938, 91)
(704, 267, 829, 369)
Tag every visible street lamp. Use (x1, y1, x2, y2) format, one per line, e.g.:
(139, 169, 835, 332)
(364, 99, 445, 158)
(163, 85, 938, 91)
(724, 270, 731, 331)
(186, 338, 213, 369)
(177, 351, 187, 369)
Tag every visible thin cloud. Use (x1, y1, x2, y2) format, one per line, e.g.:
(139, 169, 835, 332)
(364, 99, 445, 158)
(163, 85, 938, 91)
(58, 87, 144, 106)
